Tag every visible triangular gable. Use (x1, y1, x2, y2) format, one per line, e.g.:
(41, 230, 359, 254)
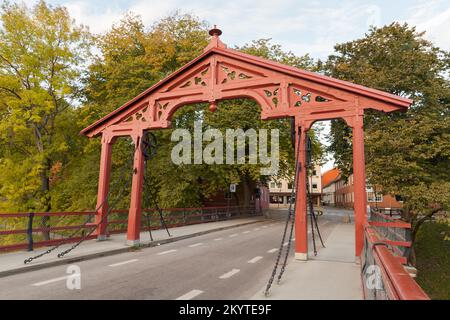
(81, 32, 412, 138)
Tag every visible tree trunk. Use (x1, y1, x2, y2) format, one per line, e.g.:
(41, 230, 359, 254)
(243, 175, 252, 207)
(407, 206, 441, 266)
(39, 157, 52, 241)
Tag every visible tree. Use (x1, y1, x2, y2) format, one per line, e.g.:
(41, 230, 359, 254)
(322, 23, 450, 263)
(67, 12, 211, 211)
(0, 1, 91, 238)
(79, 16, 322, 210)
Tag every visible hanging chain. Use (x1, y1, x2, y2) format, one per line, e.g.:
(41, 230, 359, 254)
(56, 146, 135, 258)
(307, 177, 325, 252)
(305, 135, 325, 256)
(142, 131, 157, 242)
(276, 124, 302, 285)
(24, 143, 135, 264)
(264, 123, 301, 296)
(141, 131, 171, 238)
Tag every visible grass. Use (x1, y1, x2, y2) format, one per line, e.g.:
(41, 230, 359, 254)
(414, 218, 450, 300)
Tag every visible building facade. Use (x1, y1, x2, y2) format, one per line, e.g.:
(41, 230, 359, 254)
(269, 164, 322, 208)
(321, 168, 340, 206)
(326, 171, 403, 209)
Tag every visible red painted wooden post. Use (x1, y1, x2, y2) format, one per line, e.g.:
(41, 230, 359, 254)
(294, 122, 308, 260)
(351, 113, 367, 259)
(95, 133, 114, 240)
(127, 133, 145, 246)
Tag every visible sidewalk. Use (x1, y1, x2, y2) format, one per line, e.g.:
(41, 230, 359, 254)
(0, 216, 265, 278)
(252, 222, 363, 300)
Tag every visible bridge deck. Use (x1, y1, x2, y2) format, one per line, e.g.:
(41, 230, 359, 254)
(252, 221, 363, 300)
(0, 210, 366, 300)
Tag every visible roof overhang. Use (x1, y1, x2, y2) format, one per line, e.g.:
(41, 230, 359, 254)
(81, 29, 412, 138)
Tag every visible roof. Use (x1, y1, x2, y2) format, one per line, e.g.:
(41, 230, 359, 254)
(322, 168, 341, 188)
(81, 29, 413, 137)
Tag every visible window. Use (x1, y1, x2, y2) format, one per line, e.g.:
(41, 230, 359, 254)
(270, 182, 276, 188)
(286, 196, 294, 204)
(269, 195, 284, 204)
(287, 182, 293, 189)
(367, 192, 383, 202)
(312, 184, 317, 189)
(277, 183, 282, 189)
(312, 170, 317, 176)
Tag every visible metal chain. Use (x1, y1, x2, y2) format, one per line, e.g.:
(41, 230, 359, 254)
(307, 177, 318, 255)
(25, 144, 134, 263)
(141, 132, 171, 238)
(142, 132, 157, 242)
(276, 125, 303, 285)
(23, 152, 134, 264)
(56, 146, 135, 258)
(305, 139, 325, 256)
(264, 125, 301, 296)
(306, 174, 325, 251)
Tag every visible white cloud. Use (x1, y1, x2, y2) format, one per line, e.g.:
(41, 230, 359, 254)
(12, 0, 450, 56)
(63, 1, 123, 34)
(404, 0, 450, 50)
(50, 0, 385, 58)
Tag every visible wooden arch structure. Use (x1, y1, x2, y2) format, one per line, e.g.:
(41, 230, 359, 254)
(81, 28, 412, 260)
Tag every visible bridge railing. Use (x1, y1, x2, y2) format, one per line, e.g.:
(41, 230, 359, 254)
(368, 208, 412, 263)
(0, 205, 258, 253)
(361, 224, 429, 300)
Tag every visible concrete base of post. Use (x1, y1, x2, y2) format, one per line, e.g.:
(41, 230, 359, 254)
(295, 252, 308, 261)
(96, 235, 107, 241)
(126, 239, 140, 247)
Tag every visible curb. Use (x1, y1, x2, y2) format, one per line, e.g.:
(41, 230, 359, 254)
(0, 218, 266, 278)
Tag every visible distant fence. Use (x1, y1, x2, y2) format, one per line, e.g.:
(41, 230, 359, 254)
(361, 208, 429, 300)
(0, 205, 259, 253)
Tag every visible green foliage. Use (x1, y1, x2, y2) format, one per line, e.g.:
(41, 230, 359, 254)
(79, 12, 211, 209)
(415, 219, 450, 300)
(366, 114, 450, 213)
(83, 12, 209, 121)
(322, 23, 450, 216)
(327, 119, 352, 179)
(0, 0, 91, 214)
(141, 38, 318, 208)
(239, 39, 316, 70)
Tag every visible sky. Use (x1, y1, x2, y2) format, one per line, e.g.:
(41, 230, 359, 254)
(15, 0, 450, 172)
(18, 0, 450, 60)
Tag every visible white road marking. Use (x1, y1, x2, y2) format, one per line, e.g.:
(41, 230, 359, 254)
(229, 233, 238, 238)
(157, 249, 177, 255)
(176, 289, 204, 300)
(248, 256, 263, 264)
(253, 228, 260, 231)
(188, 243, 203, 248)
(108, 259, 138, 267)
(267, 248, 278, 253)
(214, 237, 223, 241)
(219, 269, 240, 279)
(262, 225, 268, 228)
(242, 231, 250, 234)
(32, 276, 68, 287)
(283, 242, 289, 246)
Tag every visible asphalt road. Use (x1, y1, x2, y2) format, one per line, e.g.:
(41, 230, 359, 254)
(0, 213, 340, 300)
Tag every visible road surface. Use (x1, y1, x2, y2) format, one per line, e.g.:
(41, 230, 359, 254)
(0, 211, 346, 299)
